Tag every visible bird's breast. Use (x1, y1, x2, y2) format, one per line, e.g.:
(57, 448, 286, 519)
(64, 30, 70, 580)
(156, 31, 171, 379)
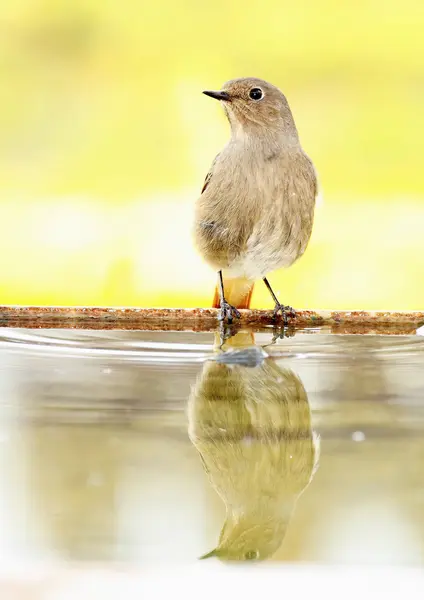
(194, 147, 316, 277)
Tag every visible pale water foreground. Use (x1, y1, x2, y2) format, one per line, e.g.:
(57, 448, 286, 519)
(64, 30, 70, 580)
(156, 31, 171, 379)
(0, 327, 423, 596)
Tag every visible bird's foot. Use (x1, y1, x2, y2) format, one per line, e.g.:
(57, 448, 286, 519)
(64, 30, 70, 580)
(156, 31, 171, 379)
(218, 322, 236, 349)
(262, 324, 295, 348)
(218, 301, 241, 325)
(273, 303, 296, 326)
(271, 324, 296, 343)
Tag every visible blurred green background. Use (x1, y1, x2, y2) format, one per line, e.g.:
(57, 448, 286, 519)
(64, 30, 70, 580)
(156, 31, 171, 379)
(0, 0, 423, 310)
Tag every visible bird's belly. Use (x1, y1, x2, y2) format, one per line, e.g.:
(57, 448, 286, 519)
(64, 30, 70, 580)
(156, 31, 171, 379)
(226, 218, 312, 280)
(195, 167, 315, 280)
(226, 249, 287, 280)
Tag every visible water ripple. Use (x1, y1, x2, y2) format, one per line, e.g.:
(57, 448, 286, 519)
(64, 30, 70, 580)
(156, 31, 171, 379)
(0, 328, 422, 367)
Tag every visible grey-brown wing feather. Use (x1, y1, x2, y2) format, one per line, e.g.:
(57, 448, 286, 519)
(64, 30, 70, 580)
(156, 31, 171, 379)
(201, 154, 220, 194)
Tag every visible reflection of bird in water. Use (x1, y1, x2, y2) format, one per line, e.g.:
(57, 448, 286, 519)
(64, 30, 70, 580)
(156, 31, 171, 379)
(188, 332, 319, 561)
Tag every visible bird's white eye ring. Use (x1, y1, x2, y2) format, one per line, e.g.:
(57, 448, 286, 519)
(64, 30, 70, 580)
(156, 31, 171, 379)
(249, 88, 263, 101)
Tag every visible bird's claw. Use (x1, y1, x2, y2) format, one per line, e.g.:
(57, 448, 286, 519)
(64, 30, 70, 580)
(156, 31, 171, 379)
(218, 322, 236, 349)
(218, 301, 241, 324)
(273, 303, 296, 326)
(261, 324, 296, 348)
(271, 325, 295, 343)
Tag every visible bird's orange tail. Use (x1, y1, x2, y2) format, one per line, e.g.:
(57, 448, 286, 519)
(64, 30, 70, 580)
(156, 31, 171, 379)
(212, 277, 254, 309)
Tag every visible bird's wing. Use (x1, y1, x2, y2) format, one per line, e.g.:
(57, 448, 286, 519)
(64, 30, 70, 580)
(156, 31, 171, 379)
(305, 153, 319, 202)
(201, 153, 220, 194)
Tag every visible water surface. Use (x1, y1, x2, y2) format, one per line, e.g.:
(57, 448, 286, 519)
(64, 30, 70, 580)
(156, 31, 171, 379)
(0, 327, 423, 566)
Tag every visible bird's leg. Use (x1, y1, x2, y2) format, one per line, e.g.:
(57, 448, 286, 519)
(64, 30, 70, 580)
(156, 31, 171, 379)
(218, 322, 236, 349)
(217, 271, 241, 324)
(262, 277, 296, 326)
(262, 324, 296, 349)
(271, 324, 296, 343)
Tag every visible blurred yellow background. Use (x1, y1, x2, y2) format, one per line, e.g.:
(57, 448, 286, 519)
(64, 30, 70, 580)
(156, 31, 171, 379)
(0, 1, 423, 310)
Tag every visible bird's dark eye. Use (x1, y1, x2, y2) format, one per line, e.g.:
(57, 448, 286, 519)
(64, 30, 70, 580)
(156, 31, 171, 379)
(244, 550, 259, 560)
(249, 88, 263, 100)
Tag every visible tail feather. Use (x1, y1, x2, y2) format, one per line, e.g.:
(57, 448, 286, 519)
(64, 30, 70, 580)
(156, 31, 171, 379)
(212, 277, 254, 310)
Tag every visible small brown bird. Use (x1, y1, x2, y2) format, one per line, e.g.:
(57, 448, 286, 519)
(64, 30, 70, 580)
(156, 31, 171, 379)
(193, 77, 317, 323)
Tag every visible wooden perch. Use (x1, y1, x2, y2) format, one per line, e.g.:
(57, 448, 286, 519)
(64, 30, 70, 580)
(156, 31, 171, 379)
(0, 306, 422, 335)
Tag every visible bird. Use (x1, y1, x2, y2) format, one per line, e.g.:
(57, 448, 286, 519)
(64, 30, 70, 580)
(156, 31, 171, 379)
(193, 77, 317, 324)
(188, 331, 319, 561)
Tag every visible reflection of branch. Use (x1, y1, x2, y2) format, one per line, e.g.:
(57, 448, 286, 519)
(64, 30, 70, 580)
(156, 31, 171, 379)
(188, 335, 319, 561)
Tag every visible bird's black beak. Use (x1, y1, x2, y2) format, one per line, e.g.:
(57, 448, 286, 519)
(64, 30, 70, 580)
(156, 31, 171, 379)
(203, 90, 230, 101)
(199, 549, 218, 559)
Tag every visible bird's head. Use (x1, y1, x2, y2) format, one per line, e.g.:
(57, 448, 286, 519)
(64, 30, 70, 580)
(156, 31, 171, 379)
(203, 77, 298, 140)
(199, 514, 290, 562)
